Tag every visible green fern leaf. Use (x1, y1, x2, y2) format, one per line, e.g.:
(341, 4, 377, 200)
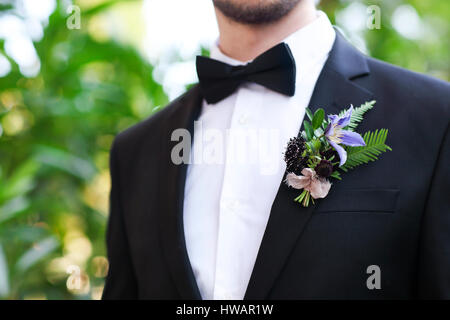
(339, 100, 376, 131)
(340, 129, 392, 172)
(330, 170, 342, 180)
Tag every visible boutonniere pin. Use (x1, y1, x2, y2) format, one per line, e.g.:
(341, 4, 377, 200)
(284, 101, 391, 207)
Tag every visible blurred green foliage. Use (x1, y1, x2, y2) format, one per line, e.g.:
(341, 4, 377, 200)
(320, 0, 449, 81)
(0, 0, 448, 299)
(0, 0, 167, 299)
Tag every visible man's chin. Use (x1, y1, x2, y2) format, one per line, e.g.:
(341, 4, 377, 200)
(213, 0, 301, 25)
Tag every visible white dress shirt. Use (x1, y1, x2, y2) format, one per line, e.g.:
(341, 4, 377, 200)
(183, 11, 336, 300)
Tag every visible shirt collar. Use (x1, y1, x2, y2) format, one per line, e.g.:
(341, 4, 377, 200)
(209, 11, 336, 71)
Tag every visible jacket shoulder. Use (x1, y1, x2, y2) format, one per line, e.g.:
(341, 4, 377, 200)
(111, 87, 199, 156)
(365, 57, 450, 116)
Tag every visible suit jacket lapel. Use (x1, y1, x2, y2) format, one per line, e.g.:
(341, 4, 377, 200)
(158, 85, 203, 299)
(244, 32, 375, 300)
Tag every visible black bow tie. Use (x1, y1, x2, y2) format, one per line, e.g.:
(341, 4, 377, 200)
(196, 43, 296, 104)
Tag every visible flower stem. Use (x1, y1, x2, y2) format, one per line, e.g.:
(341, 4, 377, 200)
(294, 190, 308, 203)
(302, 191, 311, 207)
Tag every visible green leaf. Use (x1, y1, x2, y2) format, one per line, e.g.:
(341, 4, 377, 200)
(0, 160, 39, 203)
(314, 127, 324, 138)
(303, 121, 313, 140)
(341, 129, 392, 172)
(33, 145, 96, 181)
(0, 4, 13, 12)
(0, 244, 9, 298)
(311, 139, 322, 152)
(15, 237, 59, 274)
(330, 170, 342, 180)
(305, 108, 313, 121)
(83, 0, 141, 17)
(0, 196, 30, 225)
(339, 100, 376, 131)
(1, 226, 48, 244)
(312, 108, 325, 130)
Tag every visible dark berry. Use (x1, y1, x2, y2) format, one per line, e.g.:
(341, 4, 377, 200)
(315, 159, 334, 178)
(284, 137, 307, 175)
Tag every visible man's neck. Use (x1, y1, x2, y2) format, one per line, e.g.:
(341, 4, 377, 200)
(214, 0, 317, 62)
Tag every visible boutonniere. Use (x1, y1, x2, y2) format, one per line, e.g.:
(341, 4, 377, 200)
(284, 101, 391, 207)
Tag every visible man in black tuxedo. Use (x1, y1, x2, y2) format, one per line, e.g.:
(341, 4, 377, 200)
(102, 0, 450, 299)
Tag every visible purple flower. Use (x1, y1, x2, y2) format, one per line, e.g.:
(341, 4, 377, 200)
(324, 106, 365, 166)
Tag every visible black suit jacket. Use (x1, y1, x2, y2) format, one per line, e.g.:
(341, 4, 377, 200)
(102, 33, 450, 300)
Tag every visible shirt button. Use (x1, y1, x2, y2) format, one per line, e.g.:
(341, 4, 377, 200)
(238, 113, 249, 125)
(221, 199, 239, 211)
(206, 148, 215, 158)
(224, 292, 234, 300)
(216, 290, 234, 300)
(228, 200, 239, 211)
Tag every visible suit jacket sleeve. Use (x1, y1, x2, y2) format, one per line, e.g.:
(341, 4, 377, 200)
(418, 122, 450, 299)
(102, 140, 138, 299)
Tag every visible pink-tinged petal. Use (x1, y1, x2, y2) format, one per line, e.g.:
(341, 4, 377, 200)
(285, 172, 311, 190)
(340, 130, 366, 147)
(309, 178, 332, 199)
(301, 168, 315, 178)
(329, 140, 347, 166)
